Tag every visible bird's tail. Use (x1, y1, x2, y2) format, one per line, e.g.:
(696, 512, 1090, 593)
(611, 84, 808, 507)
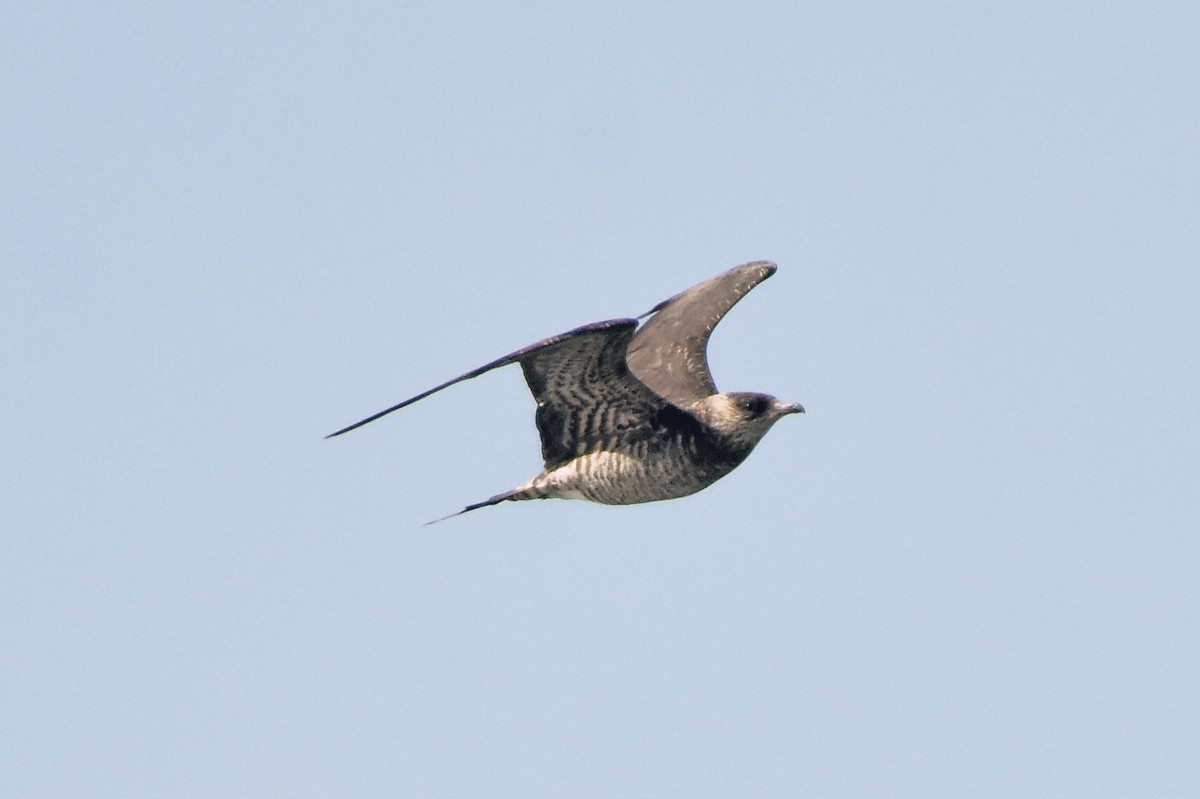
(423, 484, 541, 526)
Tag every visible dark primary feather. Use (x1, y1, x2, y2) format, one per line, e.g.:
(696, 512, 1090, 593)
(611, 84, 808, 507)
(626, 261, 776, 406)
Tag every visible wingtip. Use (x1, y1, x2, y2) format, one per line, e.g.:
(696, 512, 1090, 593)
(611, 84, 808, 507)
(743, 260, 777, 277)
(324, 420, 365, 439)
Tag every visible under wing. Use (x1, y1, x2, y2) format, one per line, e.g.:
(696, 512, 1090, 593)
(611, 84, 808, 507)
(326, 320, 669, 470)
(517, 321, 670, 469)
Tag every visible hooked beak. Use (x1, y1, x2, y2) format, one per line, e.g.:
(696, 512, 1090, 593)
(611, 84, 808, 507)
(779, 401, 805, 416)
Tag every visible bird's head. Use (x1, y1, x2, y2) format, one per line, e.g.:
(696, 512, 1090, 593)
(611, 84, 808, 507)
(690, 392, 804, 451)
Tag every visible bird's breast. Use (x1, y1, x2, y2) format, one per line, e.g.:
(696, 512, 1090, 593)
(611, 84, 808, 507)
(534, 435, 740, 505)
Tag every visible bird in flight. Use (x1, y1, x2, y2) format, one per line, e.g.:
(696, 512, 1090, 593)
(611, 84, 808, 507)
(327, 261, 804, 521)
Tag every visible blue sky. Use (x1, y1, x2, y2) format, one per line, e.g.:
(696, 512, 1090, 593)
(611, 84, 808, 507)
(3, 2, 1198, 796)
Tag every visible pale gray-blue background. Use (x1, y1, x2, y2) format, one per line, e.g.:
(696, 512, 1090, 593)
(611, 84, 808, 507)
(3, 2, 1197, 796)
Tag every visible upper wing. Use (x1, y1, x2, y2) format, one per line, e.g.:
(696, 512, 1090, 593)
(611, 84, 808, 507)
(625, 261, 777, 406)
(518, 320, 670, 469)
(325, 320, 670, 469)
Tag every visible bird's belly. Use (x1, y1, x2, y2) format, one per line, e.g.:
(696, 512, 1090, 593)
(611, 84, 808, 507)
(538, 450, 727, 505)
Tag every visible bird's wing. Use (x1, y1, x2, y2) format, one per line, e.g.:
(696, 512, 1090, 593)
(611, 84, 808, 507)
(517, 320, 671, 469)
(625, 261, 777, 406)
(325, 320, 669, 467)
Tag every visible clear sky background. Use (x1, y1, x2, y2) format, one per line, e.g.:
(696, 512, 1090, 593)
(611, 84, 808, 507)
(3, 2, 1198, 796)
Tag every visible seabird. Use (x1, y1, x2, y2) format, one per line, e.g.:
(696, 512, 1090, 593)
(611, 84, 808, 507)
(328, 261, 804, 520)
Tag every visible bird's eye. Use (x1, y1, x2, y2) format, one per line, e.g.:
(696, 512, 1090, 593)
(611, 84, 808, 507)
(739, 397, 768, 416)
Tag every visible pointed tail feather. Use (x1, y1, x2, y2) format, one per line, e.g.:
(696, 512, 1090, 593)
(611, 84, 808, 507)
(422, 487, 532, 526)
